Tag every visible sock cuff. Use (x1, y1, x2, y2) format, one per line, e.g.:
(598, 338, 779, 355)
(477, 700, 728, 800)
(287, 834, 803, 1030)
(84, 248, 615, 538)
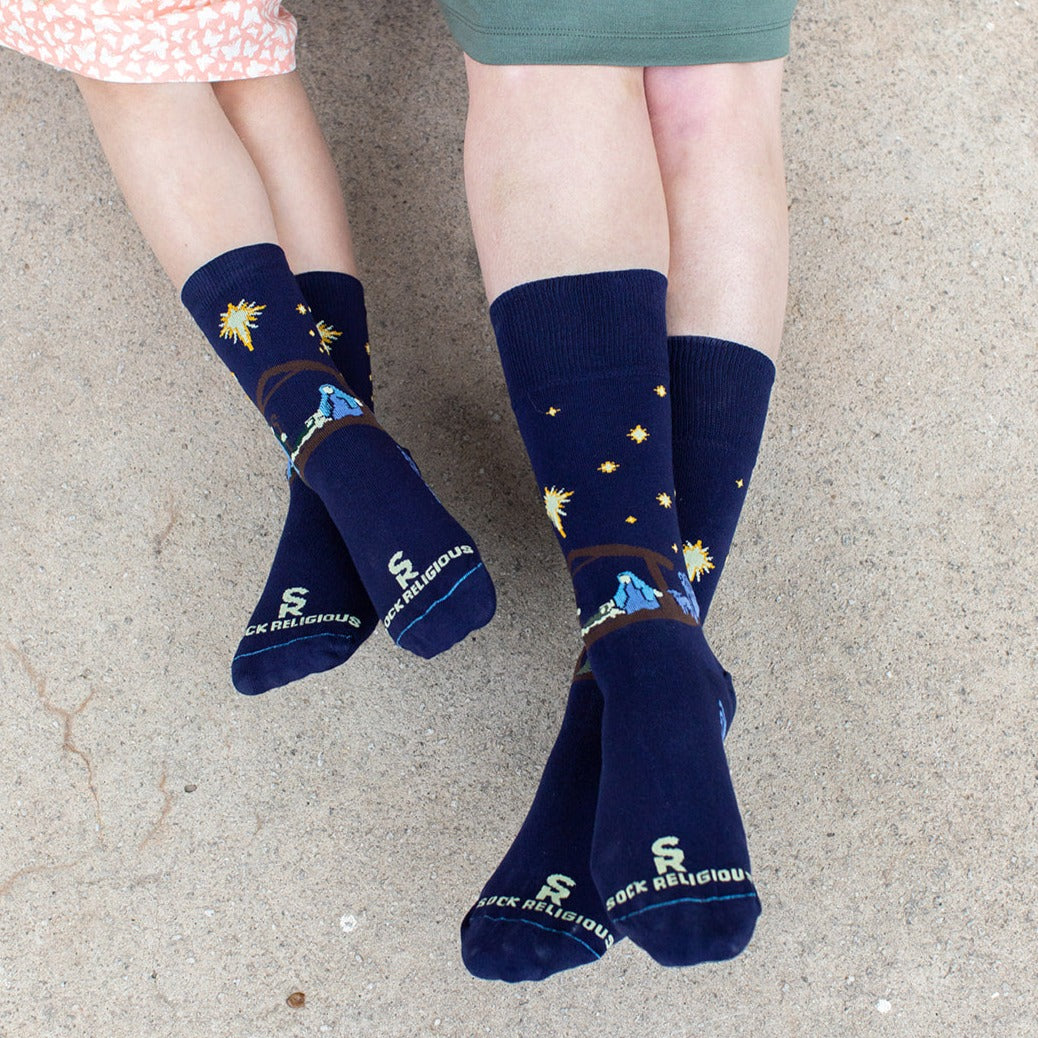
(669, 336, 776, 448)
(295, 271, 366, 328)
(490, 270, 670, 391)
(180, 242, 290, 315)
(295, 271, 371, 388)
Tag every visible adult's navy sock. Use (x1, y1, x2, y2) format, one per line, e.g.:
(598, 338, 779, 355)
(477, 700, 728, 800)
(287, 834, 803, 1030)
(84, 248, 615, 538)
(486, 271, 758, 970)
(181, 244, 495, 660)
(459, 331, 773, 979)
(669, 335, 775, 617)
(231, 272, 379, 695)
(460, 656, 614, 981)
(461, 652, 737, 981)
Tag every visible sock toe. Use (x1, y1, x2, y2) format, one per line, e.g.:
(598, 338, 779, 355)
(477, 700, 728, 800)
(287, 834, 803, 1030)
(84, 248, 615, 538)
(615, 894, 760, 968)
(232, 630, 365, 695)
(461, 912, 603, 982)
(394, 562, 496, 658)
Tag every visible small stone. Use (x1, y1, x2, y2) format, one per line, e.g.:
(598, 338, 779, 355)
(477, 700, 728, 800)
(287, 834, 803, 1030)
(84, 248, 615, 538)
(184, 784, 197, 793)
(287, 992, 305, 1009)
(877, 999, 892, 1014)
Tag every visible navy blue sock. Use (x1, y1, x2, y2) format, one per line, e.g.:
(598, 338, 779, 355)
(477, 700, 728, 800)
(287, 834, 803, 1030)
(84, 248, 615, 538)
(488, 271, 758, 969)
(231, 272, 378, 695)
(669, 335, 775, 618)
(460, 655, 614, 982)
(459, 332, 774, 979)
(461, 650, 737, 981)
(181, 244, 495, 659)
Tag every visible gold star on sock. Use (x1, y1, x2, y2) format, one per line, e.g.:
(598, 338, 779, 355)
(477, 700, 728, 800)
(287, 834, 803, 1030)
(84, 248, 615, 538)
(625, 515, 638, 525)
(628, 424, 649, 444)
(598, 461, 620, 474)
(218, 300, 266, 352)
(546, 406, 561, 417)
(657, 492, 673, 508)
(296, 303, 309, 314)
(736, 478, 745, 488)
(315, 320, 342, 356)
(654, 385, 667, 397)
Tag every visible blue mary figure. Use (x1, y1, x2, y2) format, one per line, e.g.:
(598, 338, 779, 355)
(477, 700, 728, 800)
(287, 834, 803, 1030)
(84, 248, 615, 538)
(613, 571, 663, 614)
(318, 384, 363, 420)
(582, 570, 663, 635)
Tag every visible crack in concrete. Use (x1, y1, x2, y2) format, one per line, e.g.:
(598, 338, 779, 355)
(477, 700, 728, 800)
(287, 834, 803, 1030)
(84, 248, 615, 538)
(6, 641, 105, 845)
(0, 859, 84, 898)
(153, 497, 180, 557)
(139, 764, 174, 849)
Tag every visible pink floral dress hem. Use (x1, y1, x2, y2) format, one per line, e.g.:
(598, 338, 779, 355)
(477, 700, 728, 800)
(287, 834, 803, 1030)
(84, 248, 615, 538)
(0, 1, 297, 84)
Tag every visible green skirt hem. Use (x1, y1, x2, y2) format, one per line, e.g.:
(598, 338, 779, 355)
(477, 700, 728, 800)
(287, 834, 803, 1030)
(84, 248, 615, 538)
(438, 6, 793, 66)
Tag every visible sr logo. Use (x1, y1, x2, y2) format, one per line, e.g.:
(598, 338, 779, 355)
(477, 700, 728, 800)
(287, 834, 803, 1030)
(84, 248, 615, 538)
(278, 586, 309, 619)
(388, 551, 420, 589)
(535, 873, 576, 907)
(651, 836, 687, 875)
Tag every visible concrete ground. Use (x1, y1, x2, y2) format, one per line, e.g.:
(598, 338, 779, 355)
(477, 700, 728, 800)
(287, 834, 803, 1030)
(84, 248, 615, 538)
(1, 1, 1035, 1035)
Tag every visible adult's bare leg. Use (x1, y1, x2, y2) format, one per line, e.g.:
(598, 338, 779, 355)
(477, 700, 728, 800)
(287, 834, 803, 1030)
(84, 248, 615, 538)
(463, 59, 669, 301)
(645, 60, 788, 361)
(458, 60, 758, 978)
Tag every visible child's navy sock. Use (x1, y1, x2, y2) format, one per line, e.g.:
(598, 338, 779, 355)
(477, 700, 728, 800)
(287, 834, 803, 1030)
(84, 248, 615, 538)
(459, 331, 774, 979)
(231, 272, 378, 695)
(487, 271, 758, 970)
(181, 244, 495, 659)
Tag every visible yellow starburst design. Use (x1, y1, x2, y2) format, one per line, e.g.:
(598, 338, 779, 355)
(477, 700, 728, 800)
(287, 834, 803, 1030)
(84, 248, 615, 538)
(598, 461, 620, 474)
(546, 406, 561, 417)
(315, 320, 342, 356)
(296, 303, 309, 315)
(736, 478, 745, 488)
(628, 424, 649, 444)
(654, 385, 667, 397)
(625, 515, 638, 525)
(219, 300, 266, 352)
(544, 487, 574, 539)
(657, 492, 673, 508)
(365, 342, 371, 355)
(683, 539, 715, 582)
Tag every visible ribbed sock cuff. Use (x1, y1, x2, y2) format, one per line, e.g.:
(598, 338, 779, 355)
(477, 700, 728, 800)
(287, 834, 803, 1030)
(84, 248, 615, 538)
(490, 270, 669, 391)
(669, 336, 775, 448)
(180, 242, 288, 315)
(295, 271, 366, 333)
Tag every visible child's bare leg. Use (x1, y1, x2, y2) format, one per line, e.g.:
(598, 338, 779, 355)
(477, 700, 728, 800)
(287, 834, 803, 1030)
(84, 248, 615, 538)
(74, 75, 496, 661)
(644, 61, 788, 362)
(212, 72, 358, 276)
(73, 77, 277, 289)
(209, 74, 375, 692)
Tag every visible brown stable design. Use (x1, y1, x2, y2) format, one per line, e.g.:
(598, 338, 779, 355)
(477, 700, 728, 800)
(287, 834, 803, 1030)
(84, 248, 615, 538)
(254, 359, 379, 476)
(566, 542, 699, 649)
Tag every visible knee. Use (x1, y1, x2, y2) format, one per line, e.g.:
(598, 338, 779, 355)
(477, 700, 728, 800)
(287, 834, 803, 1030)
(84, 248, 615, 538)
(644, 61, 784, 147)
